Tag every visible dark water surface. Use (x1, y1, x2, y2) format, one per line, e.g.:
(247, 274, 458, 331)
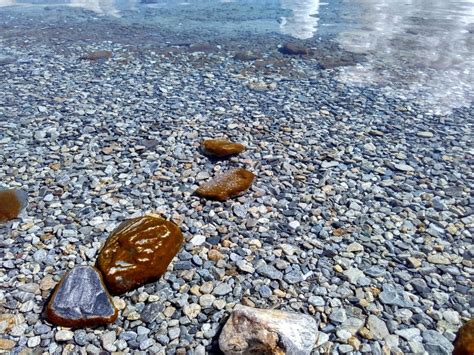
(1, 0, 473, 114)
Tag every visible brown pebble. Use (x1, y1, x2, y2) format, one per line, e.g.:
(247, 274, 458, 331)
(201, 139, 245, 158)
(454, 319, 474, 355)
(208, 249, 224, 262)
(195, 168, 255, 201)
(0, 189, 27, 222)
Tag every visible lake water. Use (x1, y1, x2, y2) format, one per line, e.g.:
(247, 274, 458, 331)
(1, 0, 473, 114)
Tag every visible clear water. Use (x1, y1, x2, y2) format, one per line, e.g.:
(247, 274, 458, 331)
(1, 0, 473, 114)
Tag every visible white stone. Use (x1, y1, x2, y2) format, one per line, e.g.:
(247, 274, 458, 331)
(289, 221, 300, 230)
(55, 329, 74, 342)
(417, 131, 434, 138)
(190, 235, 206, 246)
(219, 305, 318, 355)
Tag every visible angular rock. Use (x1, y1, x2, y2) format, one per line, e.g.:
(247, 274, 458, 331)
(279, 43, 312, 55)
(46, 266, 118, 327)
(0, 189, 28, 222)
(379, 284, 413, 307)
(97, 215, 183, 294)
(195, 168, 255, 201)
(201, 139, 245, 158)
(367, 315, 389, 340)
(219, 305, 318, 355)
(422, 330, 454, 354)
(453, 319, 474, 355)
(80, 50, 112, 60)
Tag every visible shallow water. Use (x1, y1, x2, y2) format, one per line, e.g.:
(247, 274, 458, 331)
(1, 0, 473, 113)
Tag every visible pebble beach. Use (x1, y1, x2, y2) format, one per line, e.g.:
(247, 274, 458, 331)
(0, 2, 473, 354)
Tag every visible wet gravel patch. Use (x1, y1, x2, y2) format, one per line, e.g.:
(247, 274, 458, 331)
(0, 8, 473, 355)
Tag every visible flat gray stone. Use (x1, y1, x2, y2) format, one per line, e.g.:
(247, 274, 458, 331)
(367, 315, 389, 340)
(379, 284, 413, 307)
(256, 264, 283, 280)
(422, 330, 454, 355)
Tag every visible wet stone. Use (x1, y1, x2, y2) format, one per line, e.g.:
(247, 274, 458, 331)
(201, 139, 245, 158)
(97, 215, 184, 295)
(46, 266, 118, 327)
(453, 319, 474, 355)
(0, 189, 28, 222)
(195, 168, 255, 201)
(279, 43, 312, 55)
(80, 50, 112, 60)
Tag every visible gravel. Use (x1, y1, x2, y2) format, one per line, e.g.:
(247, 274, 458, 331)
(0, 3, 472, 355)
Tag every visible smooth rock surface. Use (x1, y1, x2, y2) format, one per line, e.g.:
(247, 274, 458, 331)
(219, 305, 318, 355)
(46, 266, 118, 327)
(0, 189, 28, 222)
(453, 319, 474, 355)
(97, 215, 183, 294)
(201, 139, 245, 158)
(195, 168, 255, 201)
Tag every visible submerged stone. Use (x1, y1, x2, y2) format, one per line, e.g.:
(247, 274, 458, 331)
(80, 50, 112, 60)
(46, 266, 117, 328)
(219, 305, 318, 355)
(195, 168, 255, 201)
(0, 189, 28, 223)
(97, 215, 184, 295)
(453, 319, 474, 355)
(233, 51, 259, 61)
(201, 139, 245, 158)
(279, 43, 312, 55)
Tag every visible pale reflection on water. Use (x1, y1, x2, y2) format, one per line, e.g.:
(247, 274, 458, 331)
(0, 0, 472, 114)
(336, 0, 473, 114)
(280, 0, 320, 39)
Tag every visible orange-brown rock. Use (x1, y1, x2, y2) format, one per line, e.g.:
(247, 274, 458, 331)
(80, 50, 112, 60)
(97, 215, 184, 295)
(0, 189, 28, 223)
(201, 139, 245, 158)
(195, 168, 255, 201)
(454, 319, 474, 355)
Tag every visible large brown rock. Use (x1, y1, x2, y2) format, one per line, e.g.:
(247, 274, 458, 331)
(195, 168, 254, 201)
(97, 215, 183, 295)
(46, 266, 118, 328)
(0, 189, 28, 223)
(201, 139, 245, 158)
(219, 305, 318, 355)
(454, 319, 474, 355)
